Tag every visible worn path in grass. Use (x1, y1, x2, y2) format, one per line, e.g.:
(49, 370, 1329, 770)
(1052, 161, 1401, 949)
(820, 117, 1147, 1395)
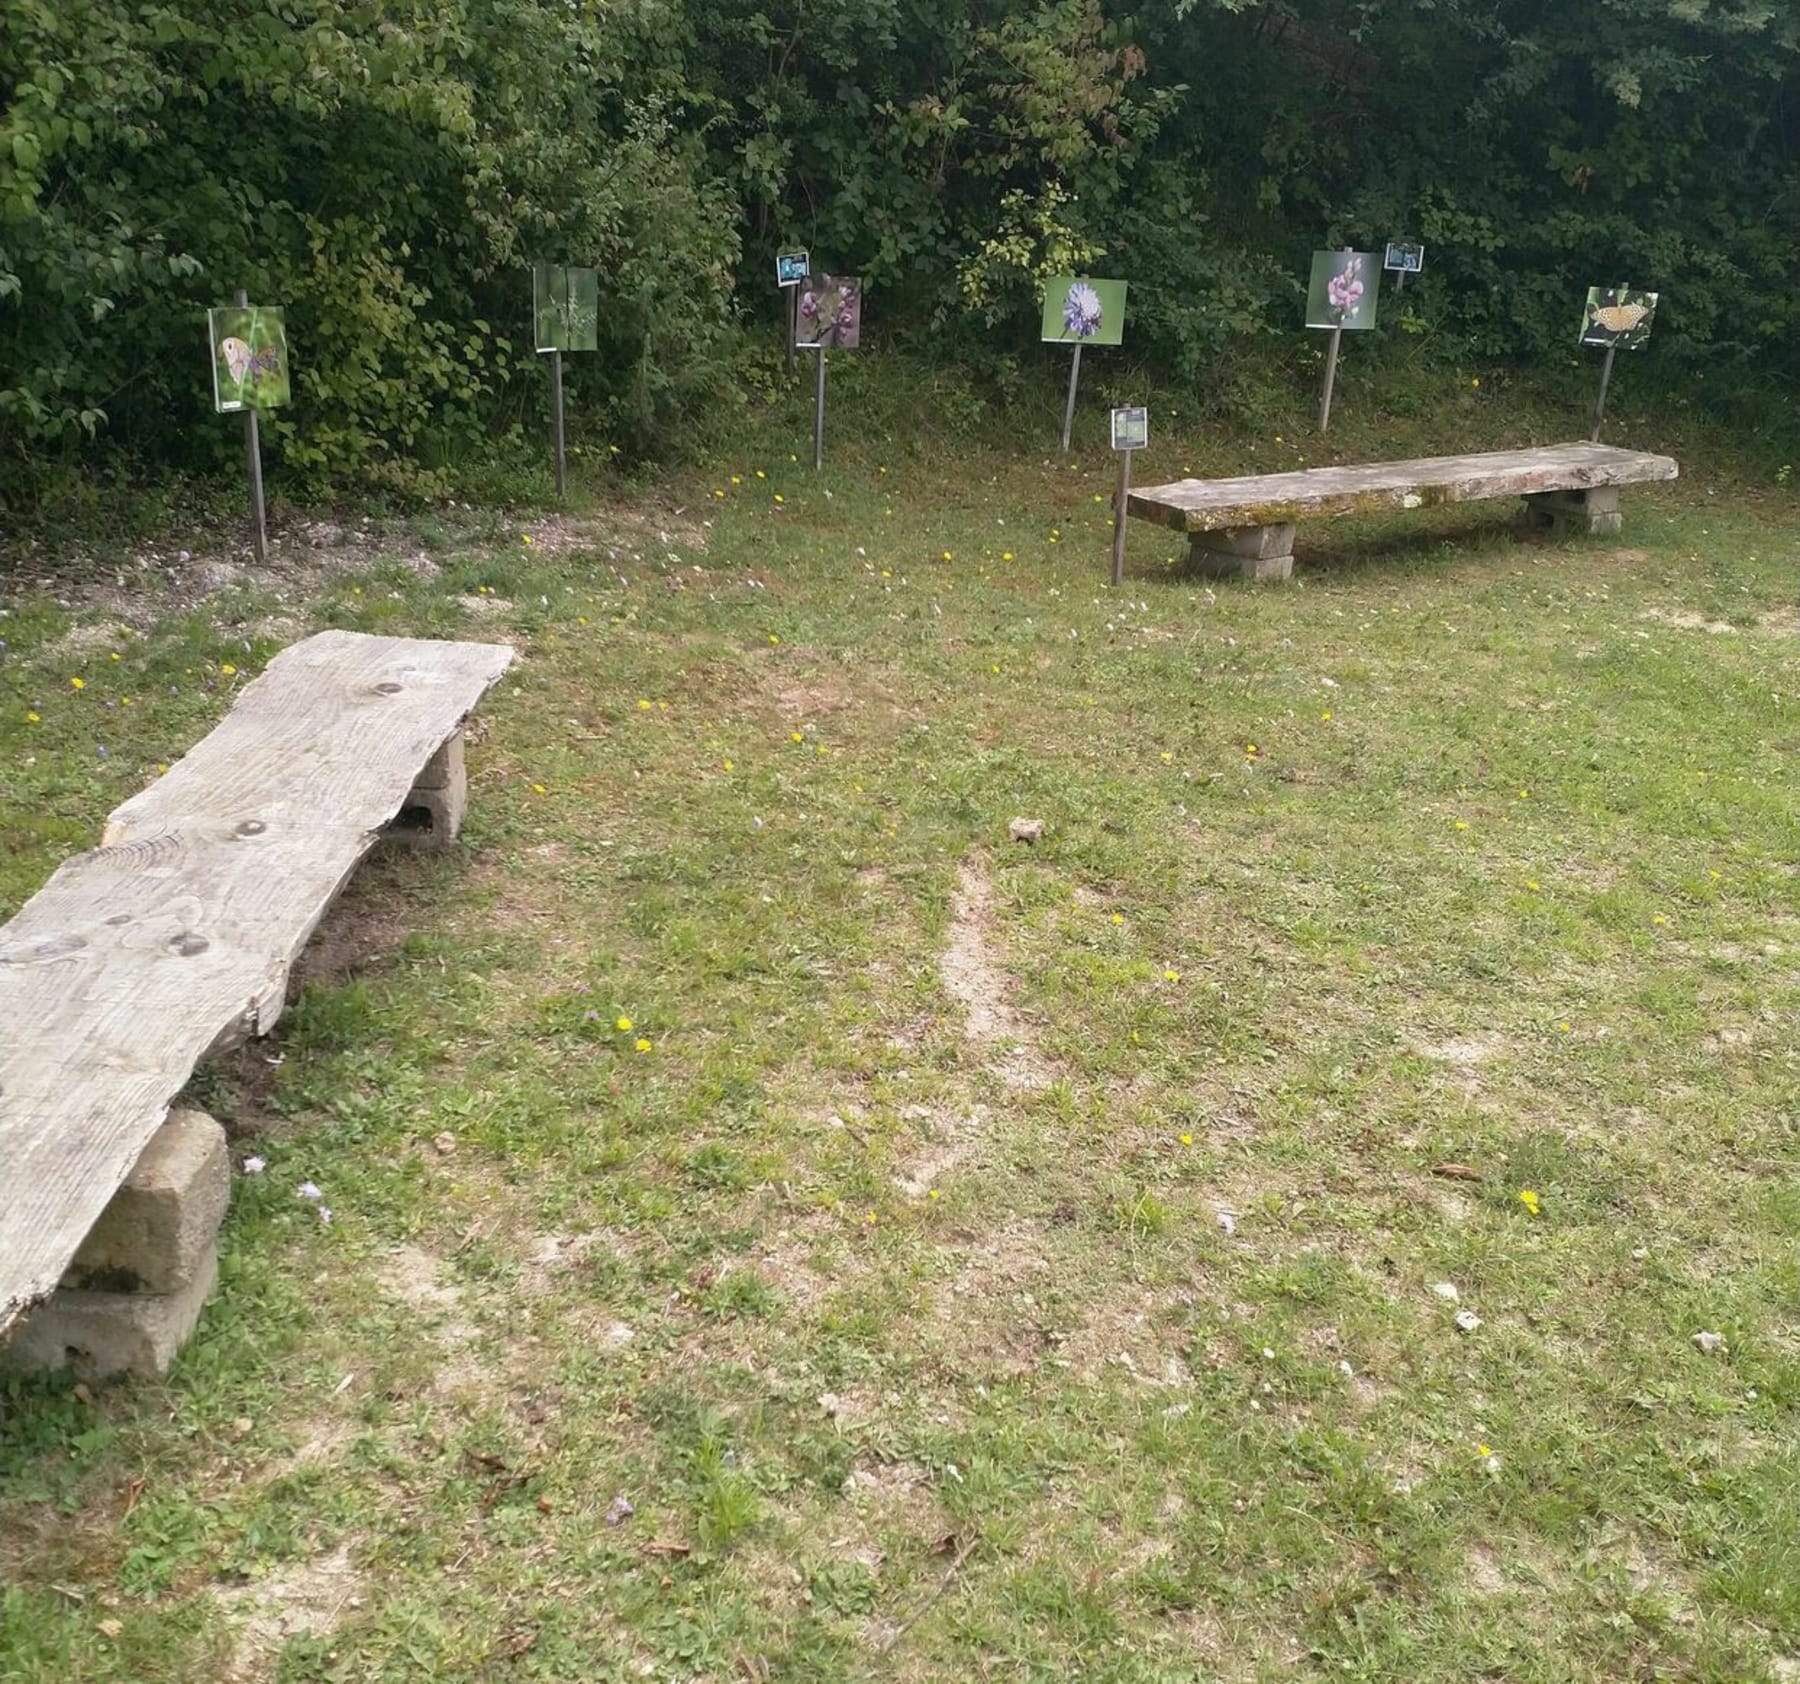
(2, 440, 1799, 1682)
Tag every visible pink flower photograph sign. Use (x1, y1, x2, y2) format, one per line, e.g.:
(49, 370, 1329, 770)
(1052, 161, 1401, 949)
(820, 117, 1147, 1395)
(1305, 251, 1380, 331)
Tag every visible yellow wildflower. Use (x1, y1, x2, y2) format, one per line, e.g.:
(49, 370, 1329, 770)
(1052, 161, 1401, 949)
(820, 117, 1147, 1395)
(616, 1016, 633, 1032)
(26, 710, 40, 724)
(1518, 1189, 1541, 1216)
(635, 1038, 652, 1053)
(70, 677, 85, 690)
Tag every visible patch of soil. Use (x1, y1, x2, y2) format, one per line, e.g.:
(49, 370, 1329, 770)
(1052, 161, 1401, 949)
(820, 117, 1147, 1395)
(216, 1543, 366, 1682)
(938, 860, 1053, 1091)
(1639, 607, 1736, 635)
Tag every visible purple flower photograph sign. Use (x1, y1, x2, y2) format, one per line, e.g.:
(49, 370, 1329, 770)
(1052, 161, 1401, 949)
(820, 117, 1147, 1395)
(1305, 251, 1380, 331)
(1040, 276, 1126, 347)
(795, 274, 860, 349)
(799, 275, 860, 350)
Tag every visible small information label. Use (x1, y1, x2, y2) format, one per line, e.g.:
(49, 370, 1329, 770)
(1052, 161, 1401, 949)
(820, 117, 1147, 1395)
(776, 251, 810, 287)
(1111, 406, 1148, 452)
(1384, 241, 1425, 273)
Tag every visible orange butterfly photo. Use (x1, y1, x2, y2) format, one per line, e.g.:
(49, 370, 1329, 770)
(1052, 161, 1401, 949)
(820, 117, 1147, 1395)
(1579, 286, 1658, 349)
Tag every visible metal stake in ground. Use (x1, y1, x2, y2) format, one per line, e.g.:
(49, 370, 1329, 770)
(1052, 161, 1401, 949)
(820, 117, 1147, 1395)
(234, 289, 268, 563)
(550, 348, 567, 499)
(787, 288, 797, 379)
(1317, 245, 1354, 435)
(1108, 405, 1148, 586)
(1111, 449, 1133, 587)
(1589, 342, 1618, 443)
(1318, 323, 1343, 434)
(1060, 343, 1083, 455)
(813, 349, 827, 470)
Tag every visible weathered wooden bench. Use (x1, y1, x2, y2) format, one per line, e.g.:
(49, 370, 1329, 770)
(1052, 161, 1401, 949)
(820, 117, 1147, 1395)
(1126, 442, 1679, 581)
(0, 630, 512, 1373)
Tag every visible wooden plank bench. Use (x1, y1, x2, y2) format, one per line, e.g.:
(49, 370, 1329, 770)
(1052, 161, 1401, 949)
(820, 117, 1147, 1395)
(1126, 442, 1679, 581)
(0, 630, 513, 1353)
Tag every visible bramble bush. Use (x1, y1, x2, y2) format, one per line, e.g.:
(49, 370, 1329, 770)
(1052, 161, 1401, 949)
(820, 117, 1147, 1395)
(1, 0, 1793, 504)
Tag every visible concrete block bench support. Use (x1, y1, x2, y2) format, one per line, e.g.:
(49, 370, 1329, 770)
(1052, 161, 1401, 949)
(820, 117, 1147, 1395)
(1128, 442, 1676, 583)
(1, 1110, 227, 1379)
(390, 730, 468, 848)
(1186, 524, 1298, 582)
(1522, 485, 1622, 537)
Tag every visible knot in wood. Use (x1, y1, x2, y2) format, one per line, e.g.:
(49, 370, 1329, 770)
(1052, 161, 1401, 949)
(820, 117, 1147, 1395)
(234, 819, 267, 837)
(167, 932, 210, 957)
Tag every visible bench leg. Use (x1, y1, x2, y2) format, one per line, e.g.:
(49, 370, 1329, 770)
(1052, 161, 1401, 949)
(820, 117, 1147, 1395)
(1186, 523, 1296, 582)
(0, 1110, 227, 1380)
(1522, 487, 1622, 537)
(388, 730, 468, 850)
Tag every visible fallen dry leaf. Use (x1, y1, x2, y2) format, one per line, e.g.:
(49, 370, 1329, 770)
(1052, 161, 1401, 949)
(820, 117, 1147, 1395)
(1431, 1163, 1484, 1182)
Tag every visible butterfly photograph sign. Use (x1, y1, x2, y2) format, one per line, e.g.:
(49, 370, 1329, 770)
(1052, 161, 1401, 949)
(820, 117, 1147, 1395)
(795, 274, 861, 349)
(208, 306, 290, 413)
(1384, 242, 1425, 274)
(1580, 287, 1658, 350)
(533, 264, 599, 354)
(1305, 251, 1380, 331)
(1041, 276, 1127, 347)
(776, 251, 810, 287)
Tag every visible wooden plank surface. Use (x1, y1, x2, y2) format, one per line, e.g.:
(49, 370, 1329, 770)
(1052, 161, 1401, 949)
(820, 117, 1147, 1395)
(0, 631, 513, 1336)
(1128, 442, 1678, 533)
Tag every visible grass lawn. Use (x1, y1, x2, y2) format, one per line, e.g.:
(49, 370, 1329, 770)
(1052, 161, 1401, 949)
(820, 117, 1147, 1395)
(2, 399, 1799, 1682)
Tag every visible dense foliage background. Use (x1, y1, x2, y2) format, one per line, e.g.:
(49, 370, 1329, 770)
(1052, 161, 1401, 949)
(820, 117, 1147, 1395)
(1, 0, 1794, 500)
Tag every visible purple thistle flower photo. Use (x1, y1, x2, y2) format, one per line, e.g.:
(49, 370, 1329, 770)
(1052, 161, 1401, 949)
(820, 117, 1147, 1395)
(1062, 282, 1104, 339)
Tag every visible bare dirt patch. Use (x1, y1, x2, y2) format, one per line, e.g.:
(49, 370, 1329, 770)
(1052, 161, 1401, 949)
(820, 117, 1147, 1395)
(217, 1542, 367, 1682)
(938, 860, 1053, 1091)
(1639, 607, 1737, 636)
(1413, 1031, 1512, 1070)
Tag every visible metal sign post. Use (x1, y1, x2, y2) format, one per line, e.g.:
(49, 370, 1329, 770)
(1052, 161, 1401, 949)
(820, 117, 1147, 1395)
(1318, 325, 1344, 435)
(234, 288, 268, 563)
(777, 251, 809, 379)
(1109, 407, 1147, 585)
(813, 350, 827, 470)
(550, 349, 567, 498)
(1060, 344, 1084, 455)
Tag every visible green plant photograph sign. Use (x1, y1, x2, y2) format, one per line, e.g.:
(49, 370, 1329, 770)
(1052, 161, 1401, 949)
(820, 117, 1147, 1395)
(533, 264, 599, 353)
(1580, 286, 1658, 349)
(208, 306, 290, 414)
(1041, 276, 1126, 346)
(1305, 252, 1380, 331)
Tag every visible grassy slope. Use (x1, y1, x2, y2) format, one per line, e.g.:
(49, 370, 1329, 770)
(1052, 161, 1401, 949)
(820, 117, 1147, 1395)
(2, 383, 1799, 1682)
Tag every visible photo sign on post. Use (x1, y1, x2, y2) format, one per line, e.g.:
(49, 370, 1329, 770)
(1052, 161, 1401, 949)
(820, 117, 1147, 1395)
(209, 299, 289, 564)
(209, 306, 291, 414)
(1306, 249, 1380, 433)
(1109, 406, 1147, 587)
(532, 264, 599, 499)
(1580, 285, 1658, 441)
(1384, 242, 1425, 289)
(776, 250, 809, 373)
(1042, 276, 1128, 454)
(794, 273, 861, 468)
